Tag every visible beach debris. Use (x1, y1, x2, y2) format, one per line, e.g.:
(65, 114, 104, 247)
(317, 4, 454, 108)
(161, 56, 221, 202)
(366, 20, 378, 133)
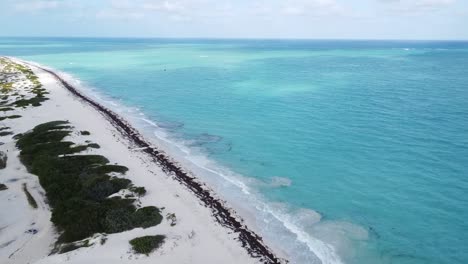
(166, 213, 177, 227)
(25, 228, 38, 235)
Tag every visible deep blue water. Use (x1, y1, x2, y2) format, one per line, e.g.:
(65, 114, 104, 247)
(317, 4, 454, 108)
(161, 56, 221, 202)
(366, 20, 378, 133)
(1, 38, 468, 264)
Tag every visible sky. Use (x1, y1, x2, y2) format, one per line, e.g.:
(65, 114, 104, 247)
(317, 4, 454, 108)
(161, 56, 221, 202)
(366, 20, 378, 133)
(0, 0, 467, 40)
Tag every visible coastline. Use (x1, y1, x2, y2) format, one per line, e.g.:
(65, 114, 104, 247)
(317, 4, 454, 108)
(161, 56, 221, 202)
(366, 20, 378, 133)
(1, 57, 285, 264)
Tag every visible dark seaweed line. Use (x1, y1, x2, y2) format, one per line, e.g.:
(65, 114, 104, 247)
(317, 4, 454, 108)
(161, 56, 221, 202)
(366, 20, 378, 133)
(30, 63, 285, 264)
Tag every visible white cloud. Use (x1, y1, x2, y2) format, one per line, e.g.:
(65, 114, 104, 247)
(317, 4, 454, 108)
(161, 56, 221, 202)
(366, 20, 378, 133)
(249, 0, 348, 17)
(96, 9, 145, 20)
(143, 1, 184, 12)
(15, 0, 61, 12)
(95, 0, 189, 21)
(379, 0, 456, 13)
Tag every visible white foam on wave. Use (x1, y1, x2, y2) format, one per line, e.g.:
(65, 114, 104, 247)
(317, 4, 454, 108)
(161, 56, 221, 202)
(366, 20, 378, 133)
(27, 61, 357, 264)
(134, 110, 347, 264)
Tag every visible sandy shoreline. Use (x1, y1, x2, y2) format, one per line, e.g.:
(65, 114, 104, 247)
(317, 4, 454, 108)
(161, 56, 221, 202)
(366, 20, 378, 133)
(0, 57, 285, 263)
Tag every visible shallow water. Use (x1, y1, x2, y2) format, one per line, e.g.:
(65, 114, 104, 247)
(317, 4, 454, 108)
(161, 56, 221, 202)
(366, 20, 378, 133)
(2, 38, 468, 264)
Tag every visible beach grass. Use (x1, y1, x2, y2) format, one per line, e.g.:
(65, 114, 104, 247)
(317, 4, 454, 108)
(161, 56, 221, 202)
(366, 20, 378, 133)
(0, 58, 49, 108)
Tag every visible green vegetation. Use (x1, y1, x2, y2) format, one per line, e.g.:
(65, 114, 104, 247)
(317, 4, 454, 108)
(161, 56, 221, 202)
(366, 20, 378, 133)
(0, 82, 13, 93)
(12, 97, 48, 108)
(0, 58, 49, 107)
(0, 183, 7, 191)
(129, 235, 166, 255)
(0, 131, 13, 137)
(58, 239, 92, 254)
(0, 115, 21, 121)
(87, 143, 100, 149)
(0, 125, 13, 136)
(80, 131, 91, 136)
(58, 243, 82, 254)
(16, 121, 163, 243)
(23, 183, 38, 209)
(0, 107, 14, 112)
(130, 186, 147, 197)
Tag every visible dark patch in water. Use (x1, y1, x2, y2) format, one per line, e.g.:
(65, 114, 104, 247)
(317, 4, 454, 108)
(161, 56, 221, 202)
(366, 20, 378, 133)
(195, 133, 222, 143)
(157, 120, 184, 131)
(205, 142, 233, 155)
(188, 133, 233, 155)
(368, 226, 380, 239)
(240, 158, 268, 167)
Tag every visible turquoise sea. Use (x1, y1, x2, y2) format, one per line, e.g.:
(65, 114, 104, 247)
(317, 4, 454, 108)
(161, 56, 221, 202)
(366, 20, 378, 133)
(1, 38, 467, 264)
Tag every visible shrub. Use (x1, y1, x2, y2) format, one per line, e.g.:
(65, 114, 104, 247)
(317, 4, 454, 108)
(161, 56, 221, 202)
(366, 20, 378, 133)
(59, 243, 81, 254)
(0, 115, 21, 121)
(129, 235, 165, 255)
(103, 207, 135, 233)
(12, 97, 48, 108)
(87, 143, 100, 149)
(23, 183, 38, 209)
(0, 131, 13, 136)
(130, 186, 147, 197)
(0, 183, 7, 191)
(133, 206, 163, 228)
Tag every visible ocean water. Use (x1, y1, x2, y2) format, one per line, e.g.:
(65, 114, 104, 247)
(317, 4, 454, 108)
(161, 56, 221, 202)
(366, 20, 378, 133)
(1, 38, 468, 264)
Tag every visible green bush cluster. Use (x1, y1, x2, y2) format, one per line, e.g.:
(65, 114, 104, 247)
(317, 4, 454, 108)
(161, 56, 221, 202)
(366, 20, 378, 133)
(129, 235, 166, 255)
(12, 96, 48, 108)
(16, 121, 162, 243)
(130, 186, 147, 197)
(0, 131, 13, 136)
(0, 125, 13, 137)
(0, 115, 21, 121)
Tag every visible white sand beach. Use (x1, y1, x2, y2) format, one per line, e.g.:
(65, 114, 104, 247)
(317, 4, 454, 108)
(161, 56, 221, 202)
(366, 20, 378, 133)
(0, 57, 283, 264)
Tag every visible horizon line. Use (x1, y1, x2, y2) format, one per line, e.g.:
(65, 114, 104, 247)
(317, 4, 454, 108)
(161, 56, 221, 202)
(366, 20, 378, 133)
(1, 36, 468, 42)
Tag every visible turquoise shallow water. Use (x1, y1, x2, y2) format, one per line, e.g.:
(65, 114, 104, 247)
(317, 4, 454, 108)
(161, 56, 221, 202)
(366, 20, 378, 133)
(2, 38, 468, 264)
